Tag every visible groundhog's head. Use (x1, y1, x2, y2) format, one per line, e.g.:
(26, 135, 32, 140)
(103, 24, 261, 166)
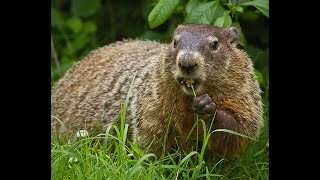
(168, 24, 241, 95)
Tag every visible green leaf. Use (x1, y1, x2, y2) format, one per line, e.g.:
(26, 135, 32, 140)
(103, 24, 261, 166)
(51, 8, 63, 28)
(254, 69, 264, 85)
(66, 16, 83, 34)
(185, 0, 223, 24)
(71, 0, 101, 17)
(239, 0, 269, 18)
(148, 0, 180, 29)
(186, 0, 200, 14)
(234, 6, 244, 13)
(213, 11, 232, 28)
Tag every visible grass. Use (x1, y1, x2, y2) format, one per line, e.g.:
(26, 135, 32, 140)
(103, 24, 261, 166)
(51, 76, 269, 179)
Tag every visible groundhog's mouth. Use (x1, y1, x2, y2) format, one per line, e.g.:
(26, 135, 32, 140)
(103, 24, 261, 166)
(175, 76, 202, 94)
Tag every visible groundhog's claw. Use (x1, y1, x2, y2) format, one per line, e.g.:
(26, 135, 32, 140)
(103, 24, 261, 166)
(192, 94, 216, 115)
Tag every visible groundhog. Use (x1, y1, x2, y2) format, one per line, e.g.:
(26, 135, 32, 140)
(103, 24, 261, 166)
(51, 24, 263, 159)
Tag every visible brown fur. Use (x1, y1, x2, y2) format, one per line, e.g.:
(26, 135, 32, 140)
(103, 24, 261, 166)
(51, 24, 263, 159)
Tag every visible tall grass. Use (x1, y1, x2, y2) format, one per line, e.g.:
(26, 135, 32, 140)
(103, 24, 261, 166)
(51, 76, 269, 179)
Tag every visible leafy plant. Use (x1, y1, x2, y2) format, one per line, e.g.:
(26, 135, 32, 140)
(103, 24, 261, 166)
(148, 0, 269, 49)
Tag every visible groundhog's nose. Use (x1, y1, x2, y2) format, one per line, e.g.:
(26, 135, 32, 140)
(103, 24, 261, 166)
(179, 61, 197, 75)
(177, 51, 198, 75)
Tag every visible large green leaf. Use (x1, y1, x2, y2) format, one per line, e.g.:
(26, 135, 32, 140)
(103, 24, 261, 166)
(186, 0, 200, 14)
(148, 0, 180, 29)
(239, 0, 269, 18)
(71, 0, 101, 17)
(213, 11, 232, 28)
(185, 0, 223, 24)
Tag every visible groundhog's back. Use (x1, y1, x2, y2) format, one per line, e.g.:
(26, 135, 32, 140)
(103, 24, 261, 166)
(51, 39, 164, 133)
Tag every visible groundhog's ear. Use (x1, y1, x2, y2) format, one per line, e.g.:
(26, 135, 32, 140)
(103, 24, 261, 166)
(225, 27, 240, 48)
(175, 24, 186, 32)
(173, 25, 186, 37)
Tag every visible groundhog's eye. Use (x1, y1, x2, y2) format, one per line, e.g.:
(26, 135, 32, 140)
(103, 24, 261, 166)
(173, 40, 177, 48)
(211, 41, 218, 50)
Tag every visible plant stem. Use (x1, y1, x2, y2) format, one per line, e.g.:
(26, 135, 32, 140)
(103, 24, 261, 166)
(190, 85, 199, 152)
(191, 85, 196, 98)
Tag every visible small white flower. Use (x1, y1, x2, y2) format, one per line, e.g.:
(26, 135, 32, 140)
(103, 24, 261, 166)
(127, 153, 134, 157)
(76, 130, 89, 138)
(68, 157, 78, 163)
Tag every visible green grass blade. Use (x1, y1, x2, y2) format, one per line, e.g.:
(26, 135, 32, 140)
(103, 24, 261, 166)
(121, 73, 137, 136)
(128, 153, 156, 178)
(162, 104, 175, 157)
(178, 151, 198, 167)
(51, 115, 68, 134)
(211, 129, 256, 140)
(122, 73, 137, 118)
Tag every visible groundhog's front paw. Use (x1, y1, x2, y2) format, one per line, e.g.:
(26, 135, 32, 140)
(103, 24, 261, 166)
(192, 94, 216, 115)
